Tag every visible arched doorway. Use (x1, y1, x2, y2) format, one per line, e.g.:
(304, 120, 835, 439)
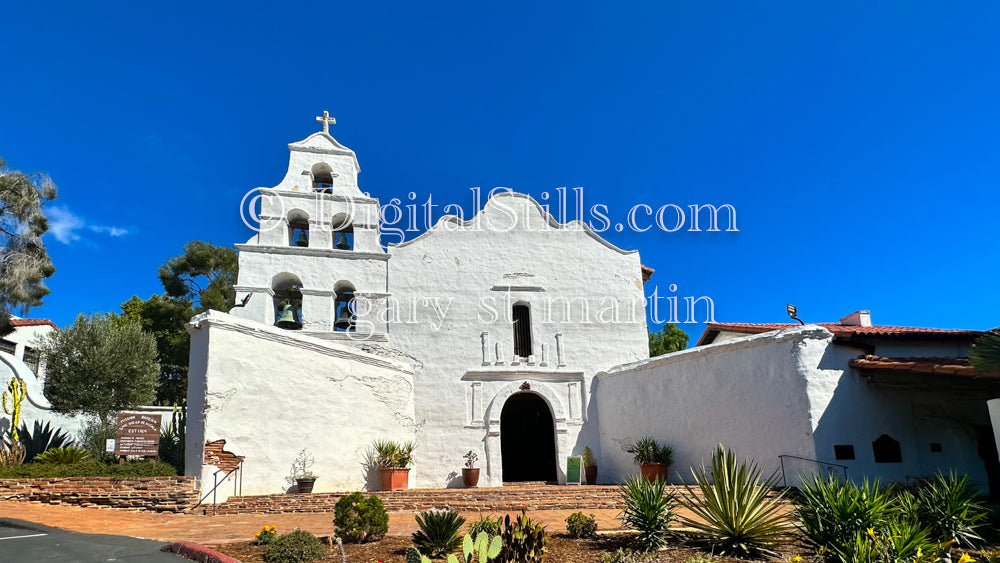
(500, 392, 556, 483)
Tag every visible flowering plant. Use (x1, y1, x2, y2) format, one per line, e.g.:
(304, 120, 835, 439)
(254, 524, 277, 545)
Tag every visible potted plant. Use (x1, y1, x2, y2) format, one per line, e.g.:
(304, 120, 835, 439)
(630, 435, 674, 482)
(372, 439, 415, 491)
(582, 446, 598, 485)
(462, 450, 480, 487)
(291, 449, 318, 493)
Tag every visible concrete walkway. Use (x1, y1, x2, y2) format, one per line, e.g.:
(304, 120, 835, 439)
(0, 501, 629, 544)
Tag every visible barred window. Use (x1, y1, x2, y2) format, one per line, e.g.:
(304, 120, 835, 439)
(513, 304, 532, 358)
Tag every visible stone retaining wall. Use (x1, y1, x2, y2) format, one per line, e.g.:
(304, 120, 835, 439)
(0, 476, 199, 513)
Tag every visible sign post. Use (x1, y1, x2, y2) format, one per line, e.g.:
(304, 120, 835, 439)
(566, 456, 582, 485)
(115, 413, 161, 462)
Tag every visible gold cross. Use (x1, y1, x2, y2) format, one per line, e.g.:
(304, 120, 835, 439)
(315, 111, 336, 134)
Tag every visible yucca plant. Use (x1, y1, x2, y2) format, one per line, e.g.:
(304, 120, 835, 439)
(18, 420, 73, 462)
(618, 474, 676, 552)
(834, 520, 938, 563)
(898, 471, 987, 547)
(34, 446, 91, 464)
(371, 439, 416, 469)
(677, 444, 791, 558)
(796, 475, 896, 560)
(412, 509, 466, 558)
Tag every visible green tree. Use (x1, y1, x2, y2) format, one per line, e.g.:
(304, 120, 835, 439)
(971, 330, 1000, 373)
(648, 323, 689, 356)
(121, 294, 195, 405)
(158, 241, 238, 313)
(38, 313, 159, 421)
(0, 158, 57, 336)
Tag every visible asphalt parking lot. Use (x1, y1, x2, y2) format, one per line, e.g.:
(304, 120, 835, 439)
(0, 519, 182, 562)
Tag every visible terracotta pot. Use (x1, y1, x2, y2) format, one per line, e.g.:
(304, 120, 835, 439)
(380, 468, 410, 491)
(640, 463, 670, 482)
(584, 465, 598, 485)
(295, 478, 316, 493)
(462, 467, 480, 487)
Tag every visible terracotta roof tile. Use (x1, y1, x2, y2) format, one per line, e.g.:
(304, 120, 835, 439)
(848, 355, 998, 378)
(10, 318, 58, 329)
(696, 322, 982, 346)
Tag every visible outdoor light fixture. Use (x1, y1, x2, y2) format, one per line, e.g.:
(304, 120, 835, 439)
(787, 304, 804, 325)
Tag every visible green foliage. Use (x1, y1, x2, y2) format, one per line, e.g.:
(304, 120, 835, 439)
(158, 240, 238, 313)
(38, 313, 158, 419)
(333, 492, 388, 543)
(262, 528, 326, 563)
(497, 512, 548, 563)
(0, 460, 175, 477)
(17, 420, 73, 463)
(629, 435, 674, 466)
(677, 444, 791, 558)
(565, 512, 597, 539)
(255, 525, 278, 545)
(158, 402, 186, 474)
(582, 447, 596, 468)
(0, 157, 57, 335)
(648, 323, 689, 357)
(467, 515, 502, 538)
(599, 548, 656, 563)
(34, 446, 90, 464)
(833, 521, 938, 563)
(370, 439, 415, 469)
(76, 416, 118, 464)
(413, 509, 466, 557)
(449, 532, 502, 563)
(618, 474, 676, 552)
(971, 330, 1000, 373)
(897, 472, 986, 547)
(120, 294, 195, 405)
(406, 546, 427, 563)
(795, 476, 898, 561)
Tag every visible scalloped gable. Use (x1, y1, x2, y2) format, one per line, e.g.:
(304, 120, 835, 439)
(288, 132, 360, 173)
(390, 191, 637, 255)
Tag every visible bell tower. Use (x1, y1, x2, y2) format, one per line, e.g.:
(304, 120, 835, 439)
(230, 113, 390, 341)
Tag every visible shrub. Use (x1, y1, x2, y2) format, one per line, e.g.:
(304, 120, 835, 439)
(898, 471, 987, 547)
(582, 447, 596, 468)
(677, 444, 791, 558)
(255, 525, 278, 545)
(618, 474, 675, 552)
(468, 514, 502, 538)
(629, 435, 674, 466)
(599, 548, 656, 563)
(497, 512, 547, 563)
(34, 446, 91, 464)
(565, 512, 597, 539)
(796, 475, 896, 559)
(0, 460, 176, 477)
(333, 492, 388, 543)
(413, 509, 466, 557)
(76, 416, 118, 464)
(17, 420, 73, 462)
(262, 528, 326, 563)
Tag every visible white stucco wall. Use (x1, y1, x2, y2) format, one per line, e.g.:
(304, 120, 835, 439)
(185, 311, 416, 502)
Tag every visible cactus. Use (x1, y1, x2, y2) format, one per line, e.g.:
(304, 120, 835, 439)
(406, 546, 430, 563)
(497, 512, 547, 563)
(458, 532, 501, 563)
(2, 377, 26, 442)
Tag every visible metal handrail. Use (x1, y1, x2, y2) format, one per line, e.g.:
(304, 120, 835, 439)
(191, 460, 243, 515)
(778, 454, 848, 487)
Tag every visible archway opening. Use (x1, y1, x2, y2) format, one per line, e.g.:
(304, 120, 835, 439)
(500, 392, 556, 483)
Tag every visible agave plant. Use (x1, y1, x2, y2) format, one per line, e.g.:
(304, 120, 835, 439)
(371, 439, 415, 469)
(676, 444, 791, 558)
(412, 509, 466, 557)
(898, 472, 987, 547)
(18, 420, 73, 462)
(618, 474, 675, 552)
(34, 446, 91, 464)
(796, 475, 897, 560)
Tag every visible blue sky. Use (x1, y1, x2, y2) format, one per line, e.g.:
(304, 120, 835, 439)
(1, 1, 997, 343)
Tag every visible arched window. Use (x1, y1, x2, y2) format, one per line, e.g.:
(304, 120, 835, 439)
(287, 210, 310, 247)
(513, 303, 532, 358)
(331, 213, 354, 251)
(333, 281, 356, 332)
(272, 273, 304, 330)
(312, 163, 334, 193)
(872, 434, 902, 463)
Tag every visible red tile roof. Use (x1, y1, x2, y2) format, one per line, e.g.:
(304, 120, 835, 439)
(696, 322, 982, 346)
(10, 318, 58, 329)
(849, 355, 998, 378)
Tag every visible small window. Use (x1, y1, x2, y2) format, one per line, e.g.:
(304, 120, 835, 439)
(23, 346, 40, 374)
(834, 445, 855, 460)
(512, 304, 532, 357)
(872, 434, 902, 463)
(930, 443, 943, 453)
(0, 339, 15, 354)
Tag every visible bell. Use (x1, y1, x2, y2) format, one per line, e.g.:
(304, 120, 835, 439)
(334, 305, 354, 331)
(335, 232, 351, 250)
(276, 304, 302, 330)
(294, 230, 309, 247)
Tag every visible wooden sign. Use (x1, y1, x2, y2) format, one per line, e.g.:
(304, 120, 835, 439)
(115, 413, 161, 456)
(566, 456, 582, 485)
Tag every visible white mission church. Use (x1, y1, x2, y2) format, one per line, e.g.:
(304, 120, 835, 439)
(179, 115, 1000, 502)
